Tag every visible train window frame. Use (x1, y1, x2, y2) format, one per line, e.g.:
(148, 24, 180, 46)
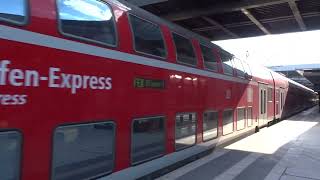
(175, 112, 197, 151)
(51, 121, 116, 180)
(222, 108, 234, 136)
(236, 107, 246, 131)
(0, 0, 29, 26)
(0, 130, 22, 180)
(172, 32, 198, 67)
(202, 110, 218, 142)
(56, 0, 118, 48)
(128, 13, 168, 60)
(200, 44, 218, 72)
(131, 116, 166, 165)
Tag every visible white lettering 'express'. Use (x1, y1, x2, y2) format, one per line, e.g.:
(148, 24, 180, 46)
(0, 60, 112, 94)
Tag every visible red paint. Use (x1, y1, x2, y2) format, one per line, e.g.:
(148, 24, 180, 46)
(0, 0, 316, 179)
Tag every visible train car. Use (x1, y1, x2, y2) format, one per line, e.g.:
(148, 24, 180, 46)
(0, 0, 317, 180)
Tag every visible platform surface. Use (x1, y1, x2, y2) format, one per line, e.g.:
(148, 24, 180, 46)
(157, 106, 320, 180)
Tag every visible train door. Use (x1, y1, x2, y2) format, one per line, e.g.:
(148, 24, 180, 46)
(259, 84, 268, 125)
(275, 89, 280, 118)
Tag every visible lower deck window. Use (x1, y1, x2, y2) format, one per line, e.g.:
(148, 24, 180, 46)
(237, 108, 246, 130)
(203, 111, 218, 141)
(132, 116, 165, 165)
(223, 109, 234, 135)
(175, 113, 196, 150)
(0, 131, 21, 180)
(52, 122, 115, 180)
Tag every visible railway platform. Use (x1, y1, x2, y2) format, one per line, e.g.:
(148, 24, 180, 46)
(157, 106, 320, 180)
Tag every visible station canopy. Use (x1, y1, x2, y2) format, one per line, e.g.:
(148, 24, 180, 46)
(269, 64, 320, 92)
(125, 0, 320, 41)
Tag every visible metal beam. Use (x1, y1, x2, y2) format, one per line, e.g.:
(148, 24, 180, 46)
(241, 9, 271, 34)
(288, 1, 307, 31)
(163, 0, 295, 21)
(126, 0, 168, 7)
(193, 11, 320, 32)
(201, 17, 239, 38)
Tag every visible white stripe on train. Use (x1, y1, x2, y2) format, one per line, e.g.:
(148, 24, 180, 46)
(0, 25, 256, 86)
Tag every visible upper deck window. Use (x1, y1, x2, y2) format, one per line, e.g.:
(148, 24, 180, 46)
(243, 61, 252, 78)
(220, 52, 234, 75)
(129, 15, 167, 58)
(233, 58, 246, 78)
(172, 33, 197, 66)
(57, 0, 117, 46)
(200, 45, 217, 71)
(0, 0, 27, 25)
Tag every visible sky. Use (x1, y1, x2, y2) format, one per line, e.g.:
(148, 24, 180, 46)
(0, 0, 24, 15)
(59, 0, 113, 21)
(213, 30, 320, 67)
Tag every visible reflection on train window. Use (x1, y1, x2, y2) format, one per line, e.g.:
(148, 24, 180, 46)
(0, 131, 21, 180)
(247, 107, 253, 127)
(200, 45, 217, 71)
(267, 87, 273, 102)
(172, 33, 197, 66)
(233, 58, 246, 78)
(203, 111, 218, 141)
(52, 122, 115, 180)
(57, 0, 117, 46)
(129, 15, 167, 58)
(0, 0, 27, 25)
(175, 113, 197, 150)
(237, 108, 246, 130)
(132, 116, 165, 165)
(220, 52, 234, 75)
(223, 109, 234, 135)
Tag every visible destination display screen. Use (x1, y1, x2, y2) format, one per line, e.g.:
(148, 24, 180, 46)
(134, 78, 165, 89)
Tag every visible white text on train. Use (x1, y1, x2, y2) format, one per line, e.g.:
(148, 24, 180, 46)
(0, 60, 112, 94)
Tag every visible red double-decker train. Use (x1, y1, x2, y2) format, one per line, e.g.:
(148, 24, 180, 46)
(0, 0, 317, 180)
